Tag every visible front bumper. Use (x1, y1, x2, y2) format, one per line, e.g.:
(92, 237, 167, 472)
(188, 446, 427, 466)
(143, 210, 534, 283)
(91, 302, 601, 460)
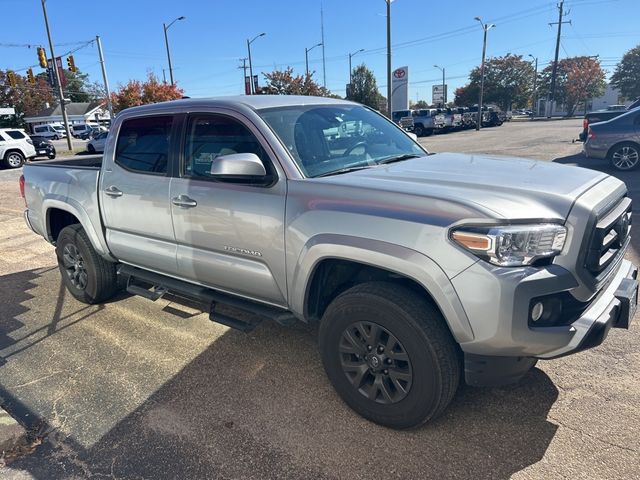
(452, 258, 637, 359)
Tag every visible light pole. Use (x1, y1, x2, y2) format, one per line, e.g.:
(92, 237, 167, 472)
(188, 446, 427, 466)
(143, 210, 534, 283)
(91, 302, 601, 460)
(386, 0, 393, 117)
(163, 16, 185, 85)
(434, 64, 445, 107)
(528, 54, 538, 116)
(40, 0, 72, 151)
(247, 32, 266, 95)
(474, 16, 495, 131)
(305, 43, 323, 77)
(348, 48, 364, 98)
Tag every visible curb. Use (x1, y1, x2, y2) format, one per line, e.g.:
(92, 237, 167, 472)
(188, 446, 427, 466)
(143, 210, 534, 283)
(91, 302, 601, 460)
(0, 407, 27, 454)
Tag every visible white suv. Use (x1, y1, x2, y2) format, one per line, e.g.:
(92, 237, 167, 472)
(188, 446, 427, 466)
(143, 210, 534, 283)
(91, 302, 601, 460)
(0, 128, 36, 168)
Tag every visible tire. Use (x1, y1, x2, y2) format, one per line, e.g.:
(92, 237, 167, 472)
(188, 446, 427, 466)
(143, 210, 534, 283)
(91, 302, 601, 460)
(53, 135, 59, 140)
(56, 224, 118, 304)
(3, 151, 25, 169)
(414, 124, 424, 137)
(87, 144, 96, 154)
(319, 282, 461, 429)
(608, 142, 640, 171)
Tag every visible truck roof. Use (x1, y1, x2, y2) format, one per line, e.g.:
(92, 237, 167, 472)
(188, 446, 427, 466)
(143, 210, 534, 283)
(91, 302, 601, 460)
(119, 95, 358, 116)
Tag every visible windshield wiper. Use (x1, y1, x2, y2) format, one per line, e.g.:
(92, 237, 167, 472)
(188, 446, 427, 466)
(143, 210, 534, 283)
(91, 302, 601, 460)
(315, 165, 373, 178)
(376, 154, 422, 165)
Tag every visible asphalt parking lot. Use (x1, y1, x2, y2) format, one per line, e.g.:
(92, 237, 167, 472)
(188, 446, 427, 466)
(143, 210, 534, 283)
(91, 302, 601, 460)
(1, 119, 639, 479)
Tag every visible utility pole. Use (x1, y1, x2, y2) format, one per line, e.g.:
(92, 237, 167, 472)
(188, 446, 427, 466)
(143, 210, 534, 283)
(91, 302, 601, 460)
(474, 17, 495, 131)
(320, 2, 327, 88)
(95, 36, 113, 120)
(386, 0, 392, 118)
(238, 58, 248, 94)
(528, 54, 538, 116)
(40, 0, 72, 151)
(548, 0, 570, 118)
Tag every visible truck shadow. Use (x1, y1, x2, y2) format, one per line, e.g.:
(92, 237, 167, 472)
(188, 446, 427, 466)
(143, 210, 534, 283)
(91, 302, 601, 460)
(1, 269, 559, 480)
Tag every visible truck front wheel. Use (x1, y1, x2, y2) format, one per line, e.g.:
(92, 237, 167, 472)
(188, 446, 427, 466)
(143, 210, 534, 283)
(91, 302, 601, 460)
(56, 224, 118, 304)
(318, 282, 460, 429)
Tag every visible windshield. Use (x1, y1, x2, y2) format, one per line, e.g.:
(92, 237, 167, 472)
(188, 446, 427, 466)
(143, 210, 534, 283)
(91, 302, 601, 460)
(258, 104, 427, 177)
(53, 126, 65, 132)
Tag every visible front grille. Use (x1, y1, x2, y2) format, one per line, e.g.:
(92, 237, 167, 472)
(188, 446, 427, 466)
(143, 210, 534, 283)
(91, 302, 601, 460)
(584, 197, 632, 276)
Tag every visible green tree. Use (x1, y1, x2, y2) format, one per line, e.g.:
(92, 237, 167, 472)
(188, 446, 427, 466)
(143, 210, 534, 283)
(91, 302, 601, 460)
(410, 99, 430, 109)
(260, 67, 334, 96)
(454, 84, 479, 107)
(610, 44, 640, 100)
(111, 73, 183, 114)
(349, 64, 384, 110)
(460, 54, 534, 110)
(538, 56, 606, 116)
(0, 69, 55, 127)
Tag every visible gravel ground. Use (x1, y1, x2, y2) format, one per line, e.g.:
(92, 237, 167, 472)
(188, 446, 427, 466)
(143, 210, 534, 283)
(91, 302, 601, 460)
(1, 119, 638, 479)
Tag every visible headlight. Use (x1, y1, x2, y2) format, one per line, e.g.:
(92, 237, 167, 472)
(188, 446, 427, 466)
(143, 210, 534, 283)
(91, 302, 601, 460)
(451, 224, 567, 267)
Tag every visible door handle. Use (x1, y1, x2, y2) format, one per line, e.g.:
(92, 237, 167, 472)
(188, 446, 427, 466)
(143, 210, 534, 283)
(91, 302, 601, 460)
(104, 186, 123, 197)
(172, 195, 197, 208)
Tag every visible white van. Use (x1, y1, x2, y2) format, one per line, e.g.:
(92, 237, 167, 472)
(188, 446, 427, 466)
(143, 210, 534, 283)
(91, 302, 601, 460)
(32, 124, 66, 140)
(71, 123, 99, 138)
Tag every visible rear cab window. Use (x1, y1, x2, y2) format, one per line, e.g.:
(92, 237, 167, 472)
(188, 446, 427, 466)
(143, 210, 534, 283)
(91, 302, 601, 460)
(115, 116, 173, 175)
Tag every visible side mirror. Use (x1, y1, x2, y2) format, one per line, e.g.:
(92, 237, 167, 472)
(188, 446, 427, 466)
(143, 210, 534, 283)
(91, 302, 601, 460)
(210, 153, 267, 179)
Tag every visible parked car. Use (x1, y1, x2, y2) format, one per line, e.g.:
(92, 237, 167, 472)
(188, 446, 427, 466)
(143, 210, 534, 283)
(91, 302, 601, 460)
(0, 128, 36, 168)
(579, 98, 640, 141)
(29, 135, 56, 159)
(32, 124, 63, 140)
(411, 109, 445, 136)
(583, 106, 640, 171)
(436, 108, 463, 131)
(21, 96, 637, 429)
(71, 123, 100, 139)
(453, 107, 476, 129)
(391, 110, 414, 131)
(86, 131, 108, 153)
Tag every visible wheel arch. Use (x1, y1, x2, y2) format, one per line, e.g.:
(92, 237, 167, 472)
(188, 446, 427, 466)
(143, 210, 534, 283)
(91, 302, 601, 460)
(606, 140, 640, 160)
(291, 234, 474, 343)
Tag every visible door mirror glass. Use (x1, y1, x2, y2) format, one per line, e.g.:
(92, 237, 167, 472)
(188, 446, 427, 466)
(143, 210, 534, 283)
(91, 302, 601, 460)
(210, 152, 267, 178)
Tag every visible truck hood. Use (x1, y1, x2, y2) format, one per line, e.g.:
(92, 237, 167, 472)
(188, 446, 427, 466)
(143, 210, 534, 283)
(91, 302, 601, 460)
(318, 153, 610, 220)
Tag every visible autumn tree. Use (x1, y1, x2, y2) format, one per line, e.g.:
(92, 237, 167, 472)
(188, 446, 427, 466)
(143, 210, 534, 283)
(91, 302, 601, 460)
(0, 69, 55, 127)
(350, 64, 384, 110)
(611, 44, 640, 100)
(459, 54, 534, 110)
(111, 73, 184, 113)
(538, 56, 605, 116)
(454, 84, 479, 107)
(260, 67, 334, 96)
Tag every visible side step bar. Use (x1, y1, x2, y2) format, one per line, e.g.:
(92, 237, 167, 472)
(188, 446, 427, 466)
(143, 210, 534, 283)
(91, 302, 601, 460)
(118, 265, 296, 333)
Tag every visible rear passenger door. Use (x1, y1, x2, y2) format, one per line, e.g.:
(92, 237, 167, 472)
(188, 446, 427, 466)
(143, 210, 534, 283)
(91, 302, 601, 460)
(169, 112, 287, 306)
(99, 114, 180, 276)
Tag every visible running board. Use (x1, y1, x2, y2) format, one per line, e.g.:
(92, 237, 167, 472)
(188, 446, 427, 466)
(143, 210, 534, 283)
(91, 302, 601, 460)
(118, 265, 296, 332)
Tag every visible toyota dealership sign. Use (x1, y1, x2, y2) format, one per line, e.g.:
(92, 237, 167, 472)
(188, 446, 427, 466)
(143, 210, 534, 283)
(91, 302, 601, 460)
(391, 66, 409, 111)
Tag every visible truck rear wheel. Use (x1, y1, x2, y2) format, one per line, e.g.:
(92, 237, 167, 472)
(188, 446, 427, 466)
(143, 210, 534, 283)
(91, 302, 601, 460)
(56, 224, 118, 304)
(318, 282, 460, 429)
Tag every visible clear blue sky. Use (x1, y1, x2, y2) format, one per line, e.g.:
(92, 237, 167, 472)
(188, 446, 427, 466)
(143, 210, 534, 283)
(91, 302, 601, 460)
(1, 0, 638, 103)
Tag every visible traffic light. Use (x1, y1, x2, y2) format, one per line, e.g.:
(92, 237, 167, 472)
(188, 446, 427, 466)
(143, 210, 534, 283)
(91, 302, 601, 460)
(37, 47, 47, 68)
(66, 55, 77, 73)
(27, 68, 35, 85)
(7, 71, 17, 88)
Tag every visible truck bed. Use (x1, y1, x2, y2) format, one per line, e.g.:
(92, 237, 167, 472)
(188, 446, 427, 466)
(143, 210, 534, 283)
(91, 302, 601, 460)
(29, 155, 103, 169)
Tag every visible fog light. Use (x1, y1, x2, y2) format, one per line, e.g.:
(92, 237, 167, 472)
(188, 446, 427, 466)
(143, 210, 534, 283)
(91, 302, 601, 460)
(531, 302, 544, 322)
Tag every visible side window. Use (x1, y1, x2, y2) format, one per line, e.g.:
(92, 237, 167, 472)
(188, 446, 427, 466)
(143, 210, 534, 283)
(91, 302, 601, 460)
(115, 116, 173, 175)
(6, 130, 26, 140)
(183, 114, 268, 179)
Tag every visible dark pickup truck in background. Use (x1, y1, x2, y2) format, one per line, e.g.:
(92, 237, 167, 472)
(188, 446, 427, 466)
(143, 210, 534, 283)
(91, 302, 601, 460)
(579, 98, 640, 141)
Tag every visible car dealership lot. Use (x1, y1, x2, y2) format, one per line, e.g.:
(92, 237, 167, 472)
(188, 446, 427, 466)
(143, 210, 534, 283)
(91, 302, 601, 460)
(1, 119, 639, 479)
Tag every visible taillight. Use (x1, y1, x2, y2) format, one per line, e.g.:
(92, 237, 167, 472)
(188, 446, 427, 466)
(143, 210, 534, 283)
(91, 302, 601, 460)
(588, 127, 595, 140)
(583, 118, 589, 130)
(19, 174, 26, 206)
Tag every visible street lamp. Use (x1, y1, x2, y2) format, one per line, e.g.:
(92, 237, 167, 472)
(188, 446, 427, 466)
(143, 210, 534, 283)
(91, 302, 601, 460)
(528, 54, 538, 116)
(474, 16, 495, 131)
(348, 48, 364, 98)
(305, 43, 323, 77)
(434, 64, 446, 107)
(163, 16, 185, 86)
(247, 32, 266, 95)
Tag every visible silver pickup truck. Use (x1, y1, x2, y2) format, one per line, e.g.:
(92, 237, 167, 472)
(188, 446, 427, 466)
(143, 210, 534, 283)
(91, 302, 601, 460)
(21, 96, 637, 429)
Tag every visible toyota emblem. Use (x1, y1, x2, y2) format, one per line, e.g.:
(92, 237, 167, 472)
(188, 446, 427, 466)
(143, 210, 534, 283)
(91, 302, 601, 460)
(393, 69, 406, 79)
